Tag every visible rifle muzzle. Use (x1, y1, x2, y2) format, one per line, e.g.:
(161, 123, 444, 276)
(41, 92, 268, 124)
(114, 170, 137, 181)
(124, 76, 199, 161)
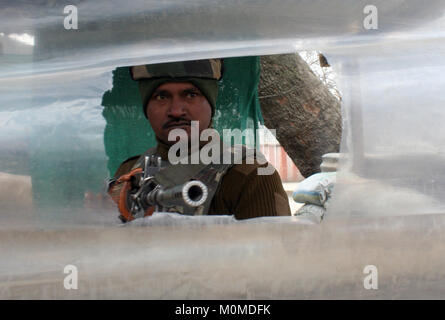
(146, 180, 208, 208)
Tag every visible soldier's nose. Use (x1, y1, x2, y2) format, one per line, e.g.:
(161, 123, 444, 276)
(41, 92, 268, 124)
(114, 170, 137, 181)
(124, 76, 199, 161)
(167, 98, 186, 117)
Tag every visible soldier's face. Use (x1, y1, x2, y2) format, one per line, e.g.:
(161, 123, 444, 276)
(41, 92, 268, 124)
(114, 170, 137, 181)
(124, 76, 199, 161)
(146, 82, 212, 145)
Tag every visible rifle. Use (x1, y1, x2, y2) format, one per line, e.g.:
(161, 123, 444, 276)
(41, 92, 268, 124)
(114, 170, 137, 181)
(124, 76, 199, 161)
(109, 155, 208, 222)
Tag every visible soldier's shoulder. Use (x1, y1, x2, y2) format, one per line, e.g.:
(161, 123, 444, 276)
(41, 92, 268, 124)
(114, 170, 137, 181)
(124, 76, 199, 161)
(113, 155, 141, 178)
(227, 160, 270, 178)
(122, 155, 140, 164)
(223, 145, 270, 177)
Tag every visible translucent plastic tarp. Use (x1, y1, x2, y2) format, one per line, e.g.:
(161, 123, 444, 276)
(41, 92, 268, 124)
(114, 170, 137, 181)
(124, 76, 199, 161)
(1, 0, 445, 298)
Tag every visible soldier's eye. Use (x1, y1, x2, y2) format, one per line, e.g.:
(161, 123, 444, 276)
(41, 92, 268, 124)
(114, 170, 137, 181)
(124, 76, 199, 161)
(154, 94, 166, 100)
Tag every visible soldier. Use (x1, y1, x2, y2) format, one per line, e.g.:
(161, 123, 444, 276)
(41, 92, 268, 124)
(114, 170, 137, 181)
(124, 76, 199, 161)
(108, 59, 291, 222)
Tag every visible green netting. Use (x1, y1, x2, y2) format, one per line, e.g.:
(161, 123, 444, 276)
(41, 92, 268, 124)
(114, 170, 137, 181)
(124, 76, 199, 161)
(102, 56, 263, 177)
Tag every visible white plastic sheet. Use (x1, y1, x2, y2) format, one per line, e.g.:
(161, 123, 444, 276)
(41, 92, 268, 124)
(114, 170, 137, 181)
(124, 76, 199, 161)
(1, 0, 445, 298)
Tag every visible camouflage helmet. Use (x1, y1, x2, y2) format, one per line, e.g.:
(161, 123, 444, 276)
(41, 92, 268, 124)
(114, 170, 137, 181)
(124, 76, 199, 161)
(130, 59, 223, 118)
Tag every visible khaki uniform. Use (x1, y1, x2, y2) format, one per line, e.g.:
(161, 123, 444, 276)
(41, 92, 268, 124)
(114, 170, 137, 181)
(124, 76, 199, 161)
(113, 141, 291, 219)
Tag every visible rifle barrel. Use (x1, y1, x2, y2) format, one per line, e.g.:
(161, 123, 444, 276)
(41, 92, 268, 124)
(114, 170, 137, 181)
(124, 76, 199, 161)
(146, 180, 208, 208)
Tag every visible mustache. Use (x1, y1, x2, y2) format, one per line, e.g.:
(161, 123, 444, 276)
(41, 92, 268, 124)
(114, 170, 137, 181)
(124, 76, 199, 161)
(163, 118, 192, 129)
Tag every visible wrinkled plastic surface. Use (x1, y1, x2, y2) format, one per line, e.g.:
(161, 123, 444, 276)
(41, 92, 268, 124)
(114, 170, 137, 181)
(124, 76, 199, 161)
(1, 0, 445, 298)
